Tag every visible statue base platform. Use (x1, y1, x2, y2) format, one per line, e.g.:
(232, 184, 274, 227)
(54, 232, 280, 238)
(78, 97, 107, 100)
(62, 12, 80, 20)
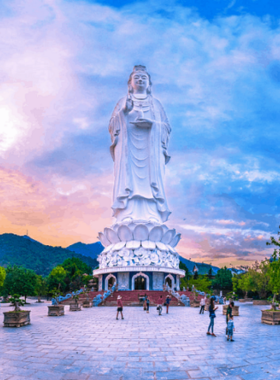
(95, 220, 185, 291)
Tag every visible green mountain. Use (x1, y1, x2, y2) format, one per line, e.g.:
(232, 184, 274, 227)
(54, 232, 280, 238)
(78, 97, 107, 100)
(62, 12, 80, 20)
(67, 241, 104, 260)
(179, 256, 220, 275)
(0, 233, 98, 276)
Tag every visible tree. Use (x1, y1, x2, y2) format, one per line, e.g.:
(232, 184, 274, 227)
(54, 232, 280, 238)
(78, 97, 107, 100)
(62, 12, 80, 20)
(61, 257, 92, 278)
(232, 274, 240, 293)
(179, 261, 190, 290)
(35, 275, 47, 302)
(267, 255, 280, 303)
(266, 226, 280, 302)
(237, 273, 256, 298)
(2, 265, 37, 301)
(212, 267, 232, 290)
(246, 260, 270, 299)
(82, 275, 95, 286)
(188, 275, 212, 293)
(60, 257, 92, 292)
(47, 266, 67, 293)
(0, 266, 6, 288)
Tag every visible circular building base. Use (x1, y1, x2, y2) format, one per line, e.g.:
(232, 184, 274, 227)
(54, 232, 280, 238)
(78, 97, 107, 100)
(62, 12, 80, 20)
(93, 266, 185, 291)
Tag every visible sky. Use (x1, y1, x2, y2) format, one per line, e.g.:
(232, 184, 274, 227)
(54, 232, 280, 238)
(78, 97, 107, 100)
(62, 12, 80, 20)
(0, 0, 280, 266)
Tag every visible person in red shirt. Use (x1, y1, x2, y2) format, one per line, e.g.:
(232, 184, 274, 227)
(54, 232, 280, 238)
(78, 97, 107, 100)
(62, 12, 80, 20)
(116, 295, 124, 320)
(157, 295, 163, 315)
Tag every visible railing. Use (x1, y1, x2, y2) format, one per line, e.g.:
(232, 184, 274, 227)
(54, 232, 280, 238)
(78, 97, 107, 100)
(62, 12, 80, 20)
(52, 289, 84, 305)
(170, 289, 190, 307)
(93, 285, 116, 307)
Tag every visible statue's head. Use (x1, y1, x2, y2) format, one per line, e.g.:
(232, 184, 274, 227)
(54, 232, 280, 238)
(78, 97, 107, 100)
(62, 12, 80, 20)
(128, 65, 152, 94)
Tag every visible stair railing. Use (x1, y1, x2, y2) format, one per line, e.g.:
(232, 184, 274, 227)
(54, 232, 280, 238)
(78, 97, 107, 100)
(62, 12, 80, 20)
(51, 288, 85, 305)
(170, 289, 190, 307)
(93, 284, 116, 307)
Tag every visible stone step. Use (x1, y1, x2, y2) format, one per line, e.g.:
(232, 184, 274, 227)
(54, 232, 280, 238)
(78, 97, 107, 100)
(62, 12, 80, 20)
(61, 290, 203, 306)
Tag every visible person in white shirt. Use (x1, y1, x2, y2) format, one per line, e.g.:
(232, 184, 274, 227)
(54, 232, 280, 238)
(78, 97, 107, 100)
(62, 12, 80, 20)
(199, 296, 206, 314)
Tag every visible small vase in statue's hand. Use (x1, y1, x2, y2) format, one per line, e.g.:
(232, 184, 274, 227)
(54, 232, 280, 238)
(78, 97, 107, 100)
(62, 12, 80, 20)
(130, 118, 153, 128)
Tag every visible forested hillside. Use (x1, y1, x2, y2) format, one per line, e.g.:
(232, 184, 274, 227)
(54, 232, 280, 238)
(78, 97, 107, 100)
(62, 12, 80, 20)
(0, 234, 98, 276)
(67, 241, 103, 260)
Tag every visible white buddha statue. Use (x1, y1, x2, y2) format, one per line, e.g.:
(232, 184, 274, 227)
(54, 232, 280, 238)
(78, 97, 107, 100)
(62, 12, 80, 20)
(109, 65, 171, 224)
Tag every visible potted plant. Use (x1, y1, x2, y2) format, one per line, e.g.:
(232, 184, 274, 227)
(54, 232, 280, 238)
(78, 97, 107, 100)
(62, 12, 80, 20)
(3, 294, 31, 327)
(190, 290, 200, 307)
(70, 293, 82, 311)
(261, 300, 280, 325)
(222, 292, 239, 315)
(82, 288, 93, 308)
(48, 291, 65, 316)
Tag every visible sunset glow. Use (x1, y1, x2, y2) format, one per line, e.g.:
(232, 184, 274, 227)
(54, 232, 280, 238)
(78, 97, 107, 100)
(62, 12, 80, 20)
(1, 0, 279, 266)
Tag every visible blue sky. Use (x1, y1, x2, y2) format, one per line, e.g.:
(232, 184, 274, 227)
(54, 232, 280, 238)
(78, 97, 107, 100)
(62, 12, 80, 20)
(78, 0, 280, 23)
(0, 0, 279, 265)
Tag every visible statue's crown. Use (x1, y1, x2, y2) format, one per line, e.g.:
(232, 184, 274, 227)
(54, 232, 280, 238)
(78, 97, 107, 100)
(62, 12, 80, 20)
(133, 65, 147, 73)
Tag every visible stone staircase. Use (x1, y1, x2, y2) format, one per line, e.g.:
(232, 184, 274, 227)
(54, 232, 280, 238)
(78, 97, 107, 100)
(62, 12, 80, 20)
(100, 290, 186, 307)
(61, 290, 204, 307)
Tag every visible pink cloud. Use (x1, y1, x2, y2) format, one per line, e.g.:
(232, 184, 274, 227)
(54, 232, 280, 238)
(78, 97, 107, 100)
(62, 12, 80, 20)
(0, 166, 113, 246)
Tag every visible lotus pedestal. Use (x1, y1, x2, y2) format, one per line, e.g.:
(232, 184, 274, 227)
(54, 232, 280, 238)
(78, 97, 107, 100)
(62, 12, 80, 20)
(94, 221, 185, 291)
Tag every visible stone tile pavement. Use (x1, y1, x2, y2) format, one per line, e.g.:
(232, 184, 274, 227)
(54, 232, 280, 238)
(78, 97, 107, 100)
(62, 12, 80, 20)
(0, 300, 280, 379)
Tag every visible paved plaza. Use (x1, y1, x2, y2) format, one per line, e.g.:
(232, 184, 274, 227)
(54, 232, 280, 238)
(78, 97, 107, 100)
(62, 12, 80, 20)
(0, 300, 280, 380)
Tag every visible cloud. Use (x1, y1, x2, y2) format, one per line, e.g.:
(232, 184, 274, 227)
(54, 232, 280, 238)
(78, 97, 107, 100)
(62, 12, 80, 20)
(0, 166, 113, 246)
(216, 220, 246, 226)
(0, 0, 279, 262)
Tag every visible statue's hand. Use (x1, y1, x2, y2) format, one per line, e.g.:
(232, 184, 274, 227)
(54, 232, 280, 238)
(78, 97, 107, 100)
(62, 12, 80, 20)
(123, 96, 134, 114)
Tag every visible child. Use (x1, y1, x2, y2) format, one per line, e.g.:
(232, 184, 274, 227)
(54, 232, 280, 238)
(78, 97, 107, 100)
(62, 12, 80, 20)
(157, 295, 163, 315)
(227, 315, 235, 341)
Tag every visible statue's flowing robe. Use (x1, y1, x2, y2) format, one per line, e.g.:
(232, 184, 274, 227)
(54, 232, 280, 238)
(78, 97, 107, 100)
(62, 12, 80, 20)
(109, 95, 171, 223)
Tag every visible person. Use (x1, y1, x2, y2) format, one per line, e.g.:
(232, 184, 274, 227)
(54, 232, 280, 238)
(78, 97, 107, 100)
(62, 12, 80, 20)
(226, 301, 234, 334)
(227, 315, 235, 341)
(199, 297, 206, 314)
(146, 295, 150, 313)
(223, 296, 227, 305)
(116, 295, 124, 320)
(157, 295, 163, 315)
(165, 295, 171, 314)
(143, 294, 147, 311)
(226, 302, 234, 323)
(207, 298, 218, 337)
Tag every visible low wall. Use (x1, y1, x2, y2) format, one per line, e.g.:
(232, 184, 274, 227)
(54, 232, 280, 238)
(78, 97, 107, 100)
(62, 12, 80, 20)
(253, 300, 270, 305)
(239, 298, 253, 302)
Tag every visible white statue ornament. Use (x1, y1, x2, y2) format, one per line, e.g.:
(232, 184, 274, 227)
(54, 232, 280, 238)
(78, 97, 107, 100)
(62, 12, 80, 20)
(97, 65, 181, 270)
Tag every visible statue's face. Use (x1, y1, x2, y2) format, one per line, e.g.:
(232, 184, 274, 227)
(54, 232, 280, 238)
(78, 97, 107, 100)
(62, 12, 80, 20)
(131, 72, 149, 93)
